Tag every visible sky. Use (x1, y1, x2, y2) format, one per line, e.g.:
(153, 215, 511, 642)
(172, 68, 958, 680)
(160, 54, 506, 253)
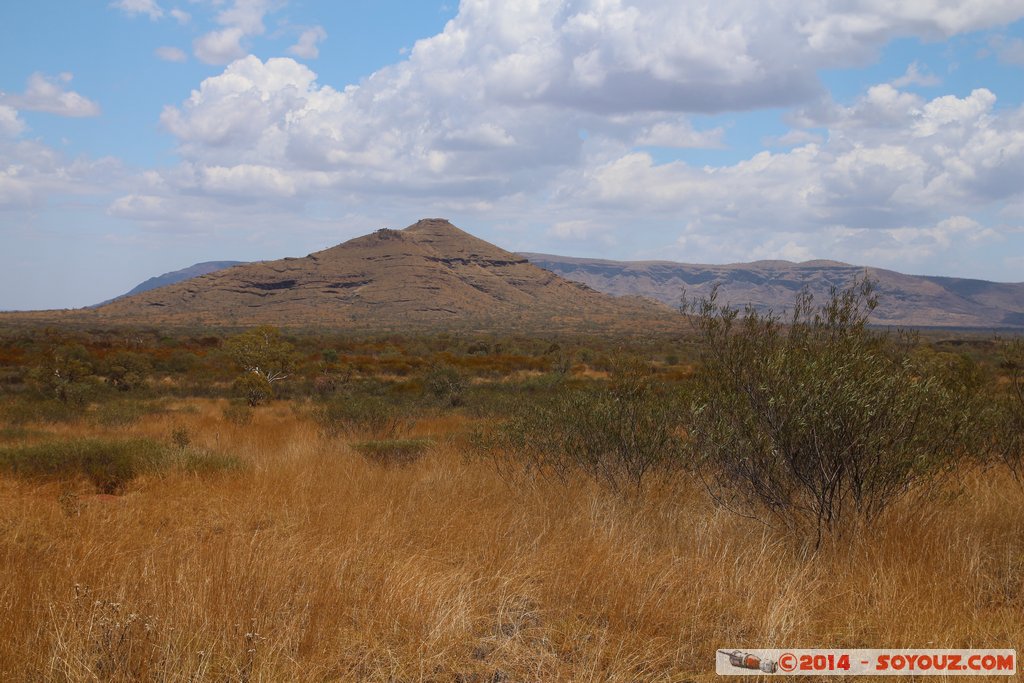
(1, 1, 1024, 310)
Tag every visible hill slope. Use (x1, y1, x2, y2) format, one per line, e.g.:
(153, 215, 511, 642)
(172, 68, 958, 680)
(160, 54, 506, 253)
(94, 261, 245, 307)
(93, 219, 674, 332)
(522, 254, 1024, 329)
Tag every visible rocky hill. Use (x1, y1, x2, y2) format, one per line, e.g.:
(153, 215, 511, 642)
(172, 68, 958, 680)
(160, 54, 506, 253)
(90, 219, 675, 332)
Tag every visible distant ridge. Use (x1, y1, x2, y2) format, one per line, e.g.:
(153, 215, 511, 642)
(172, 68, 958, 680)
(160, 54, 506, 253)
(522, 253, 1024, 329)
(94, 261, 246, 307)
(87, 219, 674, 332)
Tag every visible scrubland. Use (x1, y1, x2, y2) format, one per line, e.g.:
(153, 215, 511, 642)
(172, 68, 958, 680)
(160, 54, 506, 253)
(0, 399, 1021, 682)
(1, 284, 1023, 681)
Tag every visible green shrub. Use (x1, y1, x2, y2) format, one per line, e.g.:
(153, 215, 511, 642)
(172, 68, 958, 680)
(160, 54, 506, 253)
(313, 394, 413, 439)
(233, 372, 273, 406)
(222, 401, 254, 427)
(176, 449, 245, 474)
(351, 438, 432, 465)
(0, 426, 37, 441)
(684, 279, 990, 544)
(170, 425, 192, 449)
(103, 351, 152, 392)
(2, 397, 84, 425)
(484, 357, 684, 491)
(0, 438, 171, 493)
(422, 362, 468, 407)
(91, 400, 151, 427)
(0, 437, 244, 492)
(27, 344, 104, 406)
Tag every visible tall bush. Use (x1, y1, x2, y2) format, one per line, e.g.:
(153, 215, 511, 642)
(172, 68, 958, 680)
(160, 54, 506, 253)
(684, 278, 986, 544)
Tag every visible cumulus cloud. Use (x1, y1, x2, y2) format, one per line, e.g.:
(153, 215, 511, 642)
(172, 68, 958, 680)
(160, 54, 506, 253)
(563, 84, 1024, 270)
(110, 0, 163, 20)
(0, 73, 100, 117)
(193, 27, 248, 65)
(288, 26, 327, 60)
(383, 0, 1024, 115)
(169, 8, 190, 24)
(193, 0, 274, 64)
(0, 105, 25, 137)
(155, 46, 188, 63)
(155, 55, 580, 200)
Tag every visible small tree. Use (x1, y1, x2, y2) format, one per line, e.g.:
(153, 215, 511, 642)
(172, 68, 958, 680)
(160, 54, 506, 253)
(488, 356, 684, 492)
(224, 326, 297, 405)
(684, 278, 985, 545)
(104, 351, 152, 392)
(422, 362, 468, 407)
(29, 344, 99, 406)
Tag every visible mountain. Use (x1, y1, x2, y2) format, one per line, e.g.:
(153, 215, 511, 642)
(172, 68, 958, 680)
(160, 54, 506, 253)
(522, 254, 1024, 329)
(91, 219, 675, 332)
(94, 261, 246, 307)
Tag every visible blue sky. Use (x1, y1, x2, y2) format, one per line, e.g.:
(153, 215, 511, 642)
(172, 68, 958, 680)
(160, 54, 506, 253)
(1, 0, 1023, 310)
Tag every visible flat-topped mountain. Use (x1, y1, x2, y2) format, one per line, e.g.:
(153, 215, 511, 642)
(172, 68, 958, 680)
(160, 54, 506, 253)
(522, 253, 1024, 329)
(92, 219, 675, 331)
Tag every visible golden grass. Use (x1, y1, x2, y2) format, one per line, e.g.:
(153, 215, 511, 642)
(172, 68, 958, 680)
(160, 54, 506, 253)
(0, 400, 1021, 681)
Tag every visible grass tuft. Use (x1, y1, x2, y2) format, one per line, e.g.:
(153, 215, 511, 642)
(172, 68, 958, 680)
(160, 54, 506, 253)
(351, 438, 432, 465)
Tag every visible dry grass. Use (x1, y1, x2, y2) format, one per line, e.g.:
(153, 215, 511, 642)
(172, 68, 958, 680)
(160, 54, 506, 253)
(0, 399, 1021, 681)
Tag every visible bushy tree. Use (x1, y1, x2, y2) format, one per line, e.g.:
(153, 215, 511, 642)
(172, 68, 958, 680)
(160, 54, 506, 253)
(684, 278, 987, 544)
(422, 362, 468, 407)
(224, 326, 297, 405)
(29, 344, 100, 406)
(104, 351, 152, 392)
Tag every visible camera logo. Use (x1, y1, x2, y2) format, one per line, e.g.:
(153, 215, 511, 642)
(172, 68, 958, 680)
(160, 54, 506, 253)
(720, 650, 778, 674)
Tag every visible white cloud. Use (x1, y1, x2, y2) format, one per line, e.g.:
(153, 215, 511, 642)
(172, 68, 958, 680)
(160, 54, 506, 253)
(156, 55, 581, 200)
(169, 8, 190, 24)
(0, 105, 25, 137)
(155, 46, 188, 63)
(765, 129, 824, 147)
(214, 0, 272, 34)
(193, 0, 273, 64)
(110, 0, 163, 20)
(108, 194, 168, 218)
(0, 73, 100, 117)
(383, 0, 1024, 116)
(288, 26, 327, 60)
(549, 219, 608, 240)
(0, 138, 123, 211)
(891, 61, 941, 87)
(193, 27, 247, 65)
(635, 120, 725, 148)
(559, 83, 1024, 270)
(146, 45, 1024, 241)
